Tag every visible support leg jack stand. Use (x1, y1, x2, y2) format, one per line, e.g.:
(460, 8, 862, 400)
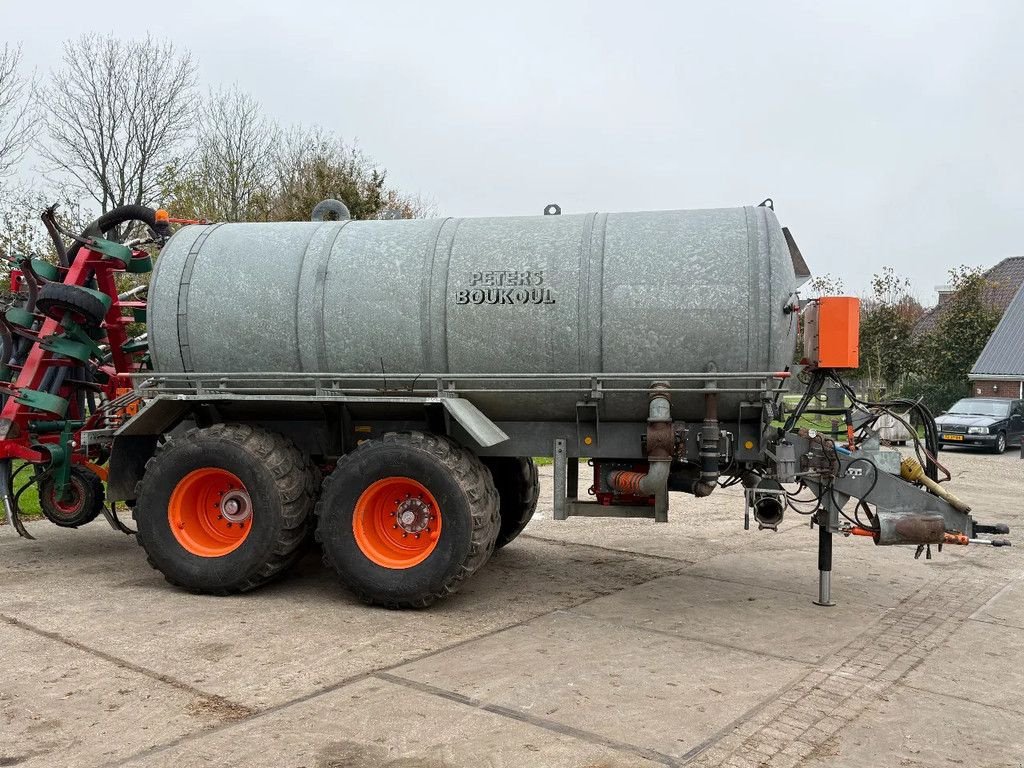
(813, 522, 835, 607)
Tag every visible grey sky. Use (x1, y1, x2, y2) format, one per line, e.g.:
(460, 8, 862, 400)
(7, 0, 1024, 302)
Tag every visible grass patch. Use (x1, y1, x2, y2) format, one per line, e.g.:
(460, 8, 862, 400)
(17, 479, 41, 517)
(13, 462, 42, 519)
(0, 462, 43, 524)
(532, 457, 590, 467)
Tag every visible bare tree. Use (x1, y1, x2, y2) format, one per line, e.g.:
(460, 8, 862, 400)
(40, 34, 197, 212)
(0, 44, 38, 179)
(380, 187, 435, 220)
(194, 86, 278, 221)
(0, 184, 86, 286)
(269, 125, 431, 221)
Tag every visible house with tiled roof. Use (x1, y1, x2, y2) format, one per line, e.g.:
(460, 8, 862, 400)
(914, 256, 1024, 337)
(970, 281, 1024, 399)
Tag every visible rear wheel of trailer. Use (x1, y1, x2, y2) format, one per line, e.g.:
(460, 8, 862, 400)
(134, 424, 318, 594)
(482, 456, 540, 548)
(315, 432, 500, 608)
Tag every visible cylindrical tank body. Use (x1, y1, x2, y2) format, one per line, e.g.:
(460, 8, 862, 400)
(149, 206, 803, 422)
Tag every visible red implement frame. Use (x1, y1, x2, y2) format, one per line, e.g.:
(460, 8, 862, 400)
(0, 245, 146, 462)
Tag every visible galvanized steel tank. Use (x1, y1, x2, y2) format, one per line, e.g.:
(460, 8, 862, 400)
(148, 206, 804, 421)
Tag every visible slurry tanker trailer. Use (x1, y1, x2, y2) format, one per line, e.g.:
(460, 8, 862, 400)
(0, 200, 1010, 607)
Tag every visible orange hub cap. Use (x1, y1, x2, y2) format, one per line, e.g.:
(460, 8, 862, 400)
(168, 468, 252, 557)
(352, 477, 441, 568)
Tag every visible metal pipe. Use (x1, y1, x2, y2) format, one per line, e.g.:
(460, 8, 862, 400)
(608, 384, 673, 518)
(813, 523, 835, 607)
(133, 370, 793, 381)
(750, 477, 786, 529)
(634, 461, 670, 498)
(132, 386, 777, 396)
(816, 570, 833, 606)
(873, 510, 946, 546)
(695, 388, 721, 496)
(118, 285, 148, 301)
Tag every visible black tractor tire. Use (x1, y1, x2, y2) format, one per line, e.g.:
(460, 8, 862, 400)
(36, 283, 107, 327)
(38, 465, 105, 528)
(315, 432, 500, 609)
(481, 457, 539, 548)
(993, 432, 1007, 454)
(134, 424, 317, 595)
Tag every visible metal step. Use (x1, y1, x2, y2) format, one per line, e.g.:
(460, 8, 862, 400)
(560, 500, 659, 519)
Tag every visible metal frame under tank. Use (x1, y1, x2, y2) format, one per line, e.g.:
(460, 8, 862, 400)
(112, 370, 778, 460)
(95, 367, 1011, 608)
(103, 369, 782, 515)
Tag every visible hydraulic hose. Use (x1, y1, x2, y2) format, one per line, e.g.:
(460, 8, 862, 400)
(15, 256, 40, 315)
(0, 321, 13, 373)
(41, 207, 70, 268)
(67, 204, 172, 263)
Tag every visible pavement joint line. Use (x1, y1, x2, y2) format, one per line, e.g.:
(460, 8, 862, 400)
(672, 676, 811, 764)
(374, 671, 683, 768)
(669, 566, 883, 603)
(966, 615, 1024, 632)
(108, 551, 688, 766)
(560, 609, 819, 667)
(681, 559, 1013, 767)
(523, 532, 892, 604)
(8, 512, 1014, 765)
(897, 681, 1022, 716)
(966, 566, 1023, 621)
(0, 612, 256, 718)
(519, 532, 696, 564)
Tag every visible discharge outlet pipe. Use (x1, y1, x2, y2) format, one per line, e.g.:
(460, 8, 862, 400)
(611, 383, 722, 501)
(608, 384, 673, 506)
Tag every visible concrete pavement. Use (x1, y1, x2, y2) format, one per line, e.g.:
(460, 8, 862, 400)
(1, 449, 1021, 767)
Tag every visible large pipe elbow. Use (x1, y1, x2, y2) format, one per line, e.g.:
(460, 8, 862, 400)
(693, 481, 716, 497)
(637, 459, 671, 497)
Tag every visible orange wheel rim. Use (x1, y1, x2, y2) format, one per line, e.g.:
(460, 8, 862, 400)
(353, 477, 441, 568)
(168, 468, 252, 557)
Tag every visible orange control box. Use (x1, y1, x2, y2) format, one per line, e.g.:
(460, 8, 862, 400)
(802, 296, 860, 368)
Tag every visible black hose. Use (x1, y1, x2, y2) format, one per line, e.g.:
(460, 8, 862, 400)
(827, 371, 941, 482)
(0, 321, 13, 375)
(17, 256, 40, 314)
(13, 335, 31, 366)
(41, 207, 70, 268)
(40, 367, 57, 394)
(85, 365, 97, 414)
(74, 366, 86, 417)
(50, 366, 68, 397)
(67, 204, 172, 262)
